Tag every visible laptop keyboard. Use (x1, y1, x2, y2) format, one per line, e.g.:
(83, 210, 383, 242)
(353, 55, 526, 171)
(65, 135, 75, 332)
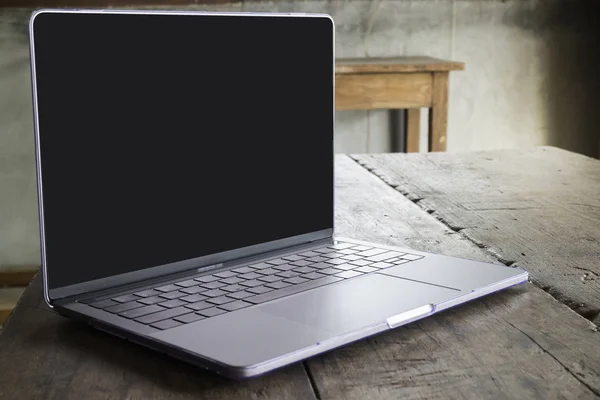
(85, 242, 424, 331)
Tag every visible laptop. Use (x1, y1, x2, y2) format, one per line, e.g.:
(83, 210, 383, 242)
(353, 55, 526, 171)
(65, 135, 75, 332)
(28, 9, 528, 379)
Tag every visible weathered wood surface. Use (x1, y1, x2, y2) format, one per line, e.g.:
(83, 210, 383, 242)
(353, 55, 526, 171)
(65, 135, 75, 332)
(353, 147, 600, 325)
(336, 57, 465, 74)
(1, 152, 600, 399)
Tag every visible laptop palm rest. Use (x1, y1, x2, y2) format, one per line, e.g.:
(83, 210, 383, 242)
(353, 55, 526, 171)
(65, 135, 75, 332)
(150, 273, 460, 369)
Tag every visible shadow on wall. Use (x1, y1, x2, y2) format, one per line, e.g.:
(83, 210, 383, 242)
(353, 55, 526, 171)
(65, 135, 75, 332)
(544, 1, 600, 158)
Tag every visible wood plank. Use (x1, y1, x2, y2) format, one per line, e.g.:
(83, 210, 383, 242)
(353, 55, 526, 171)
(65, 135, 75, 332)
(429, 72, 449, 151)
(304, 155, 600, 398)
(0, 267, 37, 286)
(335, 73, 432, 111)
(0, 287, 26, 325)
(404, 108, 421, 153)
(336, 57, 465, 74)
(352, 147, 600, 324)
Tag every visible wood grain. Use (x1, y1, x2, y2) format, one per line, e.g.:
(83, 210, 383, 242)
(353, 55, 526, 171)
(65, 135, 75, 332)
(405, 109, 421, 153)
(335, 73, 432, 111)
(352, 147, 600, 324)
(336, 57, 465, 74)
(304, 155, 600, 399)
(429, 72, 449, 152)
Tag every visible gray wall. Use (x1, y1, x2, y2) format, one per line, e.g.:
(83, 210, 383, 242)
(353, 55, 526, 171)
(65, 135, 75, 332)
(0, 1, 599, 268)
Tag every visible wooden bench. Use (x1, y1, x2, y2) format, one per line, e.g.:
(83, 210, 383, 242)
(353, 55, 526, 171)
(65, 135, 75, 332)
(0, 268, 36, 325)
(335, 56, 465, 152)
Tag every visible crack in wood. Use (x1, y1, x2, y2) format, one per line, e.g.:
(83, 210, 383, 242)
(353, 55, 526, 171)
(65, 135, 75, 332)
(303, 361, 322, 400)
(503, 319, 600, 397)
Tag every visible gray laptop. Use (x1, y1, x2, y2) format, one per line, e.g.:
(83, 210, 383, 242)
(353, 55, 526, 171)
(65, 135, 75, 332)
(29, 9, 528, 379)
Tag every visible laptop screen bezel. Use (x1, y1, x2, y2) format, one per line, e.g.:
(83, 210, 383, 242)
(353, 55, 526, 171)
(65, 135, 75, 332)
(29, 9, 335, 304)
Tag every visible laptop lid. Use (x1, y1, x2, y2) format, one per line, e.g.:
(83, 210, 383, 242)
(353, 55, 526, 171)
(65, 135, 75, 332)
(29, 10, 334, 303)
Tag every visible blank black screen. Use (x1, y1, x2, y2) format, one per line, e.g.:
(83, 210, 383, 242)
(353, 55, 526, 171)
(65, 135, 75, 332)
(33, 12, 334, 290)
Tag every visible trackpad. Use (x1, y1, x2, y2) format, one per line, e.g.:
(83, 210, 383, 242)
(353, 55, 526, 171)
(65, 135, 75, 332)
(262, 273, 461, 335)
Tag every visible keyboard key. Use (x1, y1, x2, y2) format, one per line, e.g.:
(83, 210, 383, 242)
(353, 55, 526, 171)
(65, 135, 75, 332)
(246, 286, 273, 295)
(255, 268, 280, 276)
(135, 306, 191, 324)
(298, 251, 320, 257)
(112, 294, 140, 303)
(214, 271, 237, 279)
(348, 259, 374, 267)
(290, 260, 313, 267)
(400, 254, 424, 261)
(197, 307, 227, 318)
(105, 301, 144, 314)
(272, 264, 297, 271)
(324, 258, 347, 265)
(341, 254, 362, 261)
(355, 266, 378, 273)
(307, 256, 328, 262)
(247, 276, 343, 304)
(292, 266, 317, 274)
(159, 290, 186, 300)
(220, 277, 244, 285)
(200, 281, 227, 290)
(180, 294, 208, 303)
(328, 242, 355, 250)
(138, 296, 165, 305)
(312, 248, 333, 254)
(275, 270, 300, 279)
(257, 275, 281, 283)
(356, 248, 388, 257)
(265, 281, 292, 290)
(370, 261, 394, 269)
(185, 301, 214, 311)
(352, 245, 373, 251)
(134, 289, 162, 298)
(266, 258, 288, 265)
(181, 285, 206, 294)
(334, 263, 356, 271)
(218, 300, 251, 312)
(175, 279, 198, 288)
(239, 272, 262, 280)
(194, 275, 220, 283)
(321, 252, 345, 258)
(151, 319, 183, 330)
(281, 254, 305, 261)
(227, 291, 254, 300)
(249, 262, 271, 269)
(174, 313, 206, 324)
(393, 259, 411, 265)
(231, 266, 256, 274)
(366, 251, 405, 262)
(221, 284, 246, 293)
(337, 248, 358, 255)
(206, 295, 236, 305)
(159, 299, 187, 308)
(335, 270, 363, 279)
(283, 276, 309, 285)
(319, 267, 344, 275)
(202, 289, 228, 298)
(311, 262, 332, 269)
(239, 279, 264, 288)
(302, 272, 327, 280)
(155, 284, 180, 293)
(120, 304, 165, 319)
(89, 299, 118, 309)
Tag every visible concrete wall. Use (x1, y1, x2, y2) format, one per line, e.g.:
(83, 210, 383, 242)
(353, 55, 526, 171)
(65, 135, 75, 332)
(0, 1, 599, 268)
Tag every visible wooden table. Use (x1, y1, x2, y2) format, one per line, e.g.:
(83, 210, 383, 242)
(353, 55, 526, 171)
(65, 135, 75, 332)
(336, 57, 464, 153)
(1, 146, 599, 399)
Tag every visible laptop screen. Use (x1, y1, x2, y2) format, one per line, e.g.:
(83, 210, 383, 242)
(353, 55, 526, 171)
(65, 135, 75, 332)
(32, 12, 334, 291)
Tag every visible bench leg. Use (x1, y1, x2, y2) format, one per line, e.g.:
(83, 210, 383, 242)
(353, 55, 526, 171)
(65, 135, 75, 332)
(404, 108, 421, 153)
(428, 72, 449, 152)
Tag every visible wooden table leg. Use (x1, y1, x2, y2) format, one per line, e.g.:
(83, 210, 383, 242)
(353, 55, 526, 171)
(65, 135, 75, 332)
(428, 72, 449, 152)
(404, 108, 421, 153)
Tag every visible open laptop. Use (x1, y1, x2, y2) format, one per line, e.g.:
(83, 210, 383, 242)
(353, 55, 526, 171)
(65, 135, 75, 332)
(28, 9, 528, 379)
